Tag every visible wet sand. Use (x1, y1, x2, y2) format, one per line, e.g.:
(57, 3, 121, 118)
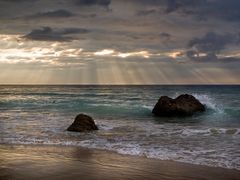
(0, 144, 239, 180)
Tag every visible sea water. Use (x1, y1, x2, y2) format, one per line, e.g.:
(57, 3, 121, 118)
(0, 85, 239, 170)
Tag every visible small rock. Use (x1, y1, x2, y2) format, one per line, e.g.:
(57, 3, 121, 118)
(67, 114, 98, 132)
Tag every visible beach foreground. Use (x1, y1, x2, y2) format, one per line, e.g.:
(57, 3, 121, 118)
(0, 144, 239, 180)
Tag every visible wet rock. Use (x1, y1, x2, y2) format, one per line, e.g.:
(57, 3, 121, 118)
(67, 114, 98, 132)
(152, 94, 205, 117)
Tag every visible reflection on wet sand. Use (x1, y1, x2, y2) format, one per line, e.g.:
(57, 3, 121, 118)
(1, 144, 240, 180)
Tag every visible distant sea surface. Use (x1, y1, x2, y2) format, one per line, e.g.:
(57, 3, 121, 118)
(0, 85, 239, 170)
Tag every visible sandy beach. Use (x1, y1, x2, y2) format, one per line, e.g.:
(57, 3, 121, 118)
(0, 144, 239, 180)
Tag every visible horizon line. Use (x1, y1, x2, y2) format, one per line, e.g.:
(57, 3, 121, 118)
(0, 84, 239, 86)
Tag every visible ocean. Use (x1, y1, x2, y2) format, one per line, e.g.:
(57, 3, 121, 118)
(0, 85, 239, 170)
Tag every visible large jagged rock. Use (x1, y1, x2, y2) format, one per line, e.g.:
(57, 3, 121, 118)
(152, 94, 205, 117)
(67, 114, 98, 132)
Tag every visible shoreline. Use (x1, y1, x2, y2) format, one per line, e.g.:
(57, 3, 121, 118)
(1, 144, 239, 180)
(1, 142, 239, 171)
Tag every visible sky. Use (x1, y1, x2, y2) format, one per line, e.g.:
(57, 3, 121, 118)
(0, 0, 240, 84)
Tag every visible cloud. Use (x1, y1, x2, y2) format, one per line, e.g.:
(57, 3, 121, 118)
(165, 0, 178, 13)
(188, 32, 238, 53)
(29, 9, 74, 18)
(165, 0, 206, 13)
(160, 32, 171, 39)
(170, 0, 240, 22)
(23, 27, 90, 42)
(134, 0, 204, 17)
(61, 28, 90, 34)
(74, 0, 111, 7)
(0, 0, 37, 2)
(135, 0, 240, 22)
(79, 13, 97, 18)
(206, 0, 240, 22)
(186, 32, 240, 62)
(135, 0, 205, 11)
(136, 9, 157, 16)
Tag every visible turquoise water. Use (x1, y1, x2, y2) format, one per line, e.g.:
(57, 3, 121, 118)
(0, 85, 239, 169)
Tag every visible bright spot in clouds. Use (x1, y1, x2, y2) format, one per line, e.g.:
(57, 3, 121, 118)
(94, 49, 151, 58)
(166, 51, 183, 59)
(117, 51, 150, 58)
(94, 49, 115, 56)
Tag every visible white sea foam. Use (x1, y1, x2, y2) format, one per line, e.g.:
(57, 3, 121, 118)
(89, 103, 113, 107)
(192, 94, 224, 114)
(181, 127, 240, 136)
(142, 105, 153, 110)
(2, 124, 240, 170)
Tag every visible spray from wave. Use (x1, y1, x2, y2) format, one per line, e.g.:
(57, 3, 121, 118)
(192, 94, 224, 114)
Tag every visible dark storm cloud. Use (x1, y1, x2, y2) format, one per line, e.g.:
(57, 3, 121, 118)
(134, 0, 204, 18)
(207, 0, 240, 22)
(23, 27, 90, 42)
(74, 0, 111, 7)
(29, 9, 74, 18)
(170, 0, 240, 22)
(186, 32, 240, 62)
(188, 32, 238, 53)
(135, 0, 240, 22)
(61, 28, 90, 34)
(165, 0, 206, 13)
(135, 0, 205, 10)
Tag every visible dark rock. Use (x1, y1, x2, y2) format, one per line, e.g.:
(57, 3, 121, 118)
(67, 114, 98, 132)
(152, 94, 205, 117)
